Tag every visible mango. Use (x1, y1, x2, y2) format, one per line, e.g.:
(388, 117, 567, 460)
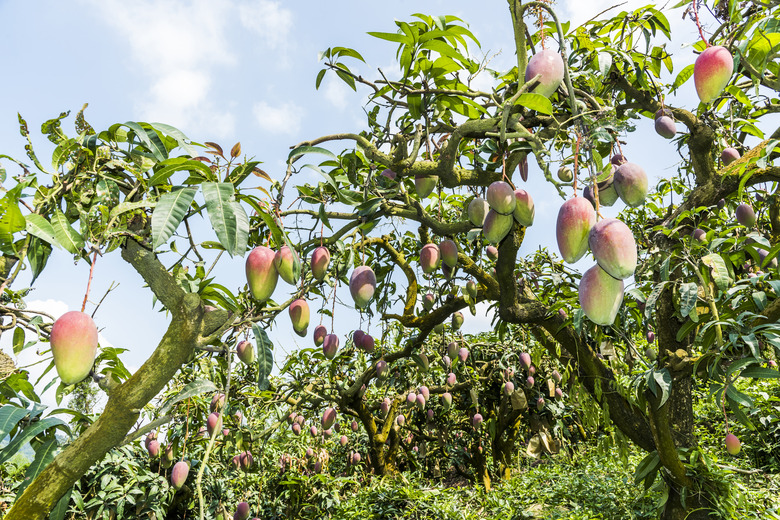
(525, 48, 564, 97)
(313, 325, 327, 347)
(556, 197, 596, 263)
(468, 197, 490, 226)
(694, 46, 733, 104)
(614, 162, 648, 207)
(654, 116, 676, 139)
(513, 189, 535, 226)
(171, 461, 190, 490)
(736, 203, 756, 227)
(420, 243, 441, 273)
(274, 245, 299, 285)
(415, 175, 438, 198)
(349, 266, 376, 308)
(236, 340, 256, 364)
(323, 334, 339, 359)
(579, 265, 624, 325)
(440, 239, 458, 267)
(288, 299, 310, 335)
(483, 209, 513, 244)
(310, 246, 330, 281)
(322, 407, 337, 429)
(725, 433, 741, 455)
(487, 181, 516, 215)
(245, 246, 278, 302)
(588, 218, 637, 279)
(50, 311, 99, 385)
(721, 147, 740, 166)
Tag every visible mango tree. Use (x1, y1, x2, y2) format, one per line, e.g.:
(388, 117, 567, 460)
(1, 1, 780, 520)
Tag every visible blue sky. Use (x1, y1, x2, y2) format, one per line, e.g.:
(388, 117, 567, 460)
(0, 0, 727, 411)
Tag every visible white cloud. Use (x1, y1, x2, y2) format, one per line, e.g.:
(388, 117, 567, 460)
(83, 0, 238, 137)
(253, 100, 303, 134)
(322, 76, 350, 110)
(238, 0, 293, 49)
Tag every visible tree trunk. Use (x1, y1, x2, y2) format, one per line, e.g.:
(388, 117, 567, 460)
(5, 238, 232, 520)
(472, 446, 491, 491)
(369, 427, 400, 475)
(492, 422, 517, 480)
(650, 282, 717, 520)
(661, 478, 714, 520)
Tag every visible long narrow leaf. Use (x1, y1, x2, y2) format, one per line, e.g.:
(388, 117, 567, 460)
(50, 486, 73, 520)
(0, 417, 66, 465)
(123, 122, 168, 162)
(229, 201, 249, 257)
(148, 123, 199, 157)
(0, 405, 30, 440)
(202, 182, 239, 255)
(148, 158, 212, 187)
(159, 379, 218, 415)
(253, 324, 274, 389)
(50, 209, 84, 254)
(16, 437, 59, 497)
(25, 214, 62, 249)
(151, 187, 197, 250)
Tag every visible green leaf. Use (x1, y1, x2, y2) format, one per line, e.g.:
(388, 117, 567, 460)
(741, 366, 780, 379)
(149, 158, 212, 187)
(229, 201, 249, 257)
(0, 405, 30, 440)
(679, 282, 698, 318)
(670, 64, 694, 91)
(255, 207, 283, 246)
(726, 85, 752, 107)
(12, 326, 25, 354)
(16, 437, 59, 498)
(287, 145, 337, 163)
(108, 200, 155, 223)
(645, 282, 667, 319)
(123, 122, 168, 162)
(652, 369, 672, 407)
(742, 334, 761, 358)
(147, 122, 199, 157)
(726, 385, 753, 409)
(367, 31, 412, 45)
(0, 197, 26, 243)
(27, 237, 52, 285)
(151, 187, 197, 250)
(315, 68, 327, 89)
(50, 209, 84, 254)
(701, 254, 731, 292)
(50, 486, 73, 520)
(202, 182, 242, 256)
(253, 323, 274, 388)
(333, 46, 366, 63)
(633, 450, 660, 486)
(159, 379, 218, 415)
(0, 417, 67, 465)
(25, 214, 61, 249)
(517, 93, 553, 115)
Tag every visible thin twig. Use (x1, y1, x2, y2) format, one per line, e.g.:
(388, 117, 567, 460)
(81, 250, 99, 313)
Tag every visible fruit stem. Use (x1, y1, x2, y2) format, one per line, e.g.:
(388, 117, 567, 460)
(515, 2, 581, 123)
(721, 381, 730, 434)
(691, 1, 710, 47)
(81, 250, 99, 313)
(573, 133, 581, 196)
